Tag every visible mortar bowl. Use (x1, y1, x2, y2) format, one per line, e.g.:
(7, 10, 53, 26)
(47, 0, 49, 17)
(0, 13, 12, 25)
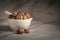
(7, 18, 33, 31)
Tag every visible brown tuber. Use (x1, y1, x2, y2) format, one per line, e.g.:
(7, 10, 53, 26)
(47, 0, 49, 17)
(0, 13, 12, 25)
(25, 12, 31, 19)
(17, 28, 24, 34)
(24, 29, 29, 33)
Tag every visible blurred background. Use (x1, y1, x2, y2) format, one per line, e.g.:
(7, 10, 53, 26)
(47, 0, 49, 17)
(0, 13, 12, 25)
(0, 0, 60, 40)
(0, 0, 60, 24)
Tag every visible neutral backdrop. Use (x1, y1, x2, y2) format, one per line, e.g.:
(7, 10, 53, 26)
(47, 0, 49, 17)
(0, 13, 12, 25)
(0, 0, 60, 23)
(0, 0, 60, 40)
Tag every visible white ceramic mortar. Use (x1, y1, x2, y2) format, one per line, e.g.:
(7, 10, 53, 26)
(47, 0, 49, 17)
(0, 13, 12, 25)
(5, 11, 33, 31)
(7, 18, 33, 31)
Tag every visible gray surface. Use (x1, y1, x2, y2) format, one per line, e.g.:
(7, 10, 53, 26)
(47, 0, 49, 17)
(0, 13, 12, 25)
(0, 20, 60, 40)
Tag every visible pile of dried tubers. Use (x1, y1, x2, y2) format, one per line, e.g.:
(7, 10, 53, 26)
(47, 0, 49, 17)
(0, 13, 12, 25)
(17, 28, 29, 34)
(9, 11, 31, 19)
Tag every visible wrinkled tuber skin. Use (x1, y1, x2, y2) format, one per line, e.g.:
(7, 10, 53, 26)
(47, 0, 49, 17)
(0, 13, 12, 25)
(23, 15, 27, 19)
(9, 11, 31, 19)
(9, 14, 15, 19)
(25, 12, 31, 19)
(9, 11, 17, 19)
(13, 11, 17, 17)
(20, 12, 27, 19)
(24, 29, 29, 33)
(17, 28, 24, 34)
(16, 12, 23, 19)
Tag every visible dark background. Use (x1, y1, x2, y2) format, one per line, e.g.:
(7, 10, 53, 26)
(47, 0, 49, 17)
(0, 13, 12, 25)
(0, 0, 60, 24)
(0, 0, 60, 40)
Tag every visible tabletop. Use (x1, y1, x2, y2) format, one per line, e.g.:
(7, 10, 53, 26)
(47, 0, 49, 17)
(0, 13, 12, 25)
(0, 20, 60, 40)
